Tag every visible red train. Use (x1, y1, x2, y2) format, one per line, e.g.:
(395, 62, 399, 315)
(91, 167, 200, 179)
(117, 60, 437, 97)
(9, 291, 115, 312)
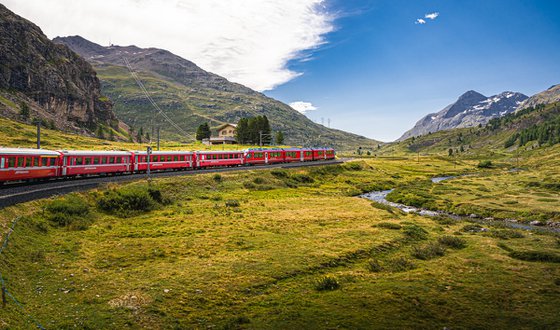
(0, 147, 335, 183)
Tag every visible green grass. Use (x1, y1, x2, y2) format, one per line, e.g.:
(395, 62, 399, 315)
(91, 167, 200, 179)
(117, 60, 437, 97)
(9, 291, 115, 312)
(0, 156, 559, 329)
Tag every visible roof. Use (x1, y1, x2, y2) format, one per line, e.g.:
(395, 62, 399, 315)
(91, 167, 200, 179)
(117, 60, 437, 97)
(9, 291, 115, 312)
(216, 123, 237, 130)
(134, 150, 194, 155)
(0, 148, 60, 156)
(196, 150, 244, 154)
(59, 150, 132, 156)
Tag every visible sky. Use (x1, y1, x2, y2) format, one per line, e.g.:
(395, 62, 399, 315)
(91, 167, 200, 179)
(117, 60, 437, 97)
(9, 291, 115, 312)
(2, 0, 560, 141)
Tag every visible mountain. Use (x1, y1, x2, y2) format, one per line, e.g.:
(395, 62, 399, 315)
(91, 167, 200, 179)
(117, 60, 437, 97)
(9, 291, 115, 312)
(0, 4, 122, 135)
(516, 84, 560, 110)
(398, 90, 528, 141)
(54, 36, 378, 149)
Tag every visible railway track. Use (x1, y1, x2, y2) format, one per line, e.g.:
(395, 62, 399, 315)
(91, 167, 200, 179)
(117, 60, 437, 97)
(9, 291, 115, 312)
(0, 159, 344, 208)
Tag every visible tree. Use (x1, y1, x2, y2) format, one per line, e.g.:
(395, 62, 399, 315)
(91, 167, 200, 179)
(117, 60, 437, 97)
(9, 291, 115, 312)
(109, 129, 115, 141)
(261, 115, 272, 145)
(448, 148, 453, 156)
(275, 131, 284, 145)
(19, 102, 30, 120)
(97, 126, 105, 139)
(196, 123, 211, 141)
(145, 132, 150, 142)
(236, 118, 249, 144)
(137, 127, 144, 143)
(460, 145, 464, 152)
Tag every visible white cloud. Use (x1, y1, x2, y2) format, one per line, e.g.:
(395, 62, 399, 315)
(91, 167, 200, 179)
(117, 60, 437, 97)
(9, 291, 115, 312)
(415, 19, 426, 25)
(289, 101, 318, 113)
(2, 0, 334, 91)
(425, 12, 439, 20)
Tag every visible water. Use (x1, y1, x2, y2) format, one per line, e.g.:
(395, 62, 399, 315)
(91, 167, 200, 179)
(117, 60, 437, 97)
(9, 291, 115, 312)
(361, 176, 559, 233)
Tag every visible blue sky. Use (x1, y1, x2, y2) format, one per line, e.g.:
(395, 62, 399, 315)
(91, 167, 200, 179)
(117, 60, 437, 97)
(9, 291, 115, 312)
(266, 0, 560, 141)
(4, 0, 560, 142)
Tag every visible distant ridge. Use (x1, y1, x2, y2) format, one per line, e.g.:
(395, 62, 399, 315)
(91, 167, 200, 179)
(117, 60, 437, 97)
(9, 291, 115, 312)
(516, 84, 560, 111)
(398, 90, 528, 141)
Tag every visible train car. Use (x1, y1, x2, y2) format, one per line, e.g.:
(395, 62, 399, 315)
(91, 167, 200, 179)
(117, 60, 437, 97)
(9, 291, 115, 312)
(60, 150, 132, 177)
(244, 149, 285, 165)
(312, 148, 327, 161)
(325, 148, 336, 160)
(133, 151, 194, 172)
(301, 148, 314, 161)
(0, 148, 61, 183)
(283, 148, 303, 163)
(195, 150, 244, 168)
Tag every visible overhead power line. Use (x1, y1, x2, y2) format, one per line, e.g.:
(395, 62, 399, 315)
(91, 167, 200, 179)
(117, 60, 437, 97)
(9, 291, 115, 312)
(122, 57, 195, 141)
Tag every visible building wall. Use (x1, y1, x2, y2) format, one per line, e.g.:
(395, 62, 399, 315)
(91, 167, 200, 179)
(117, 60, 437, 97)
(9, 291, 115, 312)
(218, 125, 236, 137)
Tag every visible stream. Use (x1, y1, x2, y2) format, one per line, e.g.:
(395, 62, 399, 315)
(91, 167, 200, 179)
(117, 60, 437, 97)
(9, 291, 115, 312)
(360, 176, 560, 233)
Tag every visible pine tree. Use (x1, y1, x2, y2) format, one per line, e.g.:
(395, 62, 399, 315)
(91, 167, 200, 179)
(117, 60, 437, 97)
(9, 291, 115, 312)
(448, 148, 453, 156)
(275, 131, 284, 145)
(19, 102, 30, 120)
(236, 118, 249, 144)
(97, 126, 105, 139)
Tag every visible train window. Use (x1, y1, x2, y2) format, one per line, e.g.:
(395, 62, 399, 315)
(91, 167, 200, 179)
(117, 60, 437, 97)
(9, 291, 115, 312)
(0, 157, 4, 168)
(33, 157, 39, 167)
(93, 157, 100, 165)
(8, 157, 15, 168)
(101, 157, 107, 164)
(41, 158, 48, 166)
(17, 157, 24, 167)
(167, 156, 172, 162)
(76, 157, 83, 165)
(173, 156, 178, 162)
(85, 158, 91, 165)
(110, 157, 116, 164)
(116, 157, 122, 164)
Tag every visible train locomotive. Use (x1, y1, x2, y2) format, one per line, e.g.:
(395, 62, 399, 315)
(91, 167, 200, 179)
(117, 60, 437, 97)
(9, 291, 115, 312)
(0, 147, 335, 183)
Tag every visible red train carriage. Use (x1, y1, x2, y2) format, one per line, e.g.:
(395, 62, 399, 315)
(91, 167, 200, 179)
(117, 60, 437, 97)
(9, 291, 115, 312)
(0, 148, 61, 183)
(195, 151, 244, 168)
(301, 148, 314, 161)
(60, 150, 132, 177)
(244, 149, 285, 165)
(312, 148, 327, 160)
(325, 148, 335, 160)
(282, 148, 303, 163)
(133, 151, 194, 172)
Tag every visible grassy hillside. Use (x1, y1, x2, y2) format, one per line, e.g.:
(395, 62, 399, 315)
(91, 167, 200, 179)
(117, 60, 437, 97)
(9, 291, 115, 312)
(1, 155, 559, 328)
(96, 64, 377, 151)
(0, 116, 258, 151)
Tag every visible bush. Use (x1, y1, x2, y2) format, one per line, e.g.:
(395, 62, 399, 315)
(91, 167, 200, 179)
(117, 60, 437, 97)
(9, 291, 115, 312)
(366, 259, 384, 272)
(490, 229, 525, 240)
(376, 222, 402, 230)
(370, 202, 394, 214)
(315, 275, 340, 291)
(225, 199, 240, 207)
(97, 185, 166, 216)
(461, 224, 485, 233)
(412, 242, 446, 260)
(477, 160, 493, 168)
(509, 251, 560, 263)
(438, 235, 467, 249)
(253, 177, 265, 184)
(403, 225, 428, 241)
(46, 194, 92, 230)
(290, 174, 314, 183)
(388, 257, 416, 272)
(343, 162, 363, 171)
(212, 174, 222, 182)
(270, 169, 288, 178)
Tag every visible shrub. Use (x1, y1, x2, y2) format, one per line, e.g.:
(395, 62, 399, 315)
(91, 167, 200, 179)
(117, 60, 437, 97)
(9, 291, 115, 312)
(315, 275, 340, 291)
(243, 182, 256, 189)
(461, 224, 485, 233)
(253, 177, 265, 184)
(366, 259, 384, 272)
(490, 229, 525, 240)
(376, 222, 402, 230)
(370, 202, 394, 214)
(290, 174, 314, 183)
(477, 160, 493, 168)
(509, 251, 560, 263)
(403, 225, 428, 241)
(388, 257, 416, 272)
(46, 194, 92, 230)
(438, 235, 467, 249)
(412, 242, 446, 260)
(225, 199, 240, 207)
(97, 185, 165, 216)
(212, 174, 222, 182)
(343, 162, 363, 171)
(270, 169, 288, 178)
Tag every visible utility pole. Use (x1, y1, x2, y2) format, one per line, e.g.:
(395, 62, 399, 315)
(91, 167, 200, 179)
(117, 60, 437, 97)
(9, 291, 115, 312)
(157, 127, 160, 151)
(259, 130, 262, 147)
(146, 146, 152, 183)
(36, 120, 41, 149)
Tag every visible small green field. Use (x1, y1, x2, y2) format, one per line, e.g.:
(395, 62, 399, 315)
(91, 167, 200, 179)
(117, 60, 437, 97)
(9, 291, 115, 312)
(1, 156, 559, 329)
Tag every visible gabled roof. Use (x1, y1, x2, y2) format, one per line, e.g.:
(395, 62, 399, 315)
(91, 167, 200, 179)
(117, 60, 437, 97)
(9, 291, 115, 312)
(216, 123, 237, 130)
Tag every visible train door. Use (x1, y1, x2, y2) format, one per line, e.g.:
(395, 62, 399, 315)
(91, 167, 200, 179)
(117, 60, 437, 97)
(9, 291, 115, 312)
(0, 157, 4, 169)
(265, 151, 269, 164)
(324, 149, 327, 160)
(134, 155, 139, 172)
(300, 151, 304, 162)
(61, 156, 67, 176)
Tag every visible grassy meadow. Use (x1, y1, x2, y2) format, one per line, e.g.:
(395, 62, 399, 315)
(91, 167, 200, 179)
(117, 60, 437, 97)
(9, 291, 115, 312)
(0, 155, 559, 329)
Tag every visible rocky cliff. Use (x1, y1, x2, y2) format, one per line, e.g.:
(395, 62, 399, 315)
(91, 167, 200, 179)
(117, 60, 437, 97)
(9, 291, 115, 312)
(0, 4, 119, 133)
